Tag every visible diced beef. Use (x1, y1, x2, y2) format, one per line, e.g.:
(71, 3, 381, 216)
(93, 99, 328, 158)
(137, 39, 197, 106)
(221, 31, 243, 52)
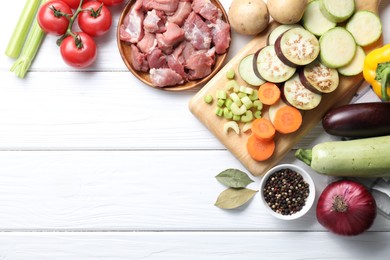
(207, 18, 231, 54)
(166, 42, 188, 79)
(183, 12, 212, 50)
(192, 0, 220, 22)
(167, 1, 192, 26)
(143, 9, 166, 33)
(150, 68, 184, 87)
(119, 0, 144, 43)
(143, 0, 180, 15)
(137, 32, 157, 54)
(156, 22, 185, 47)
(130, 44, 149, 72)
(185, 48, 216, 80)
(147, 48, 167, 69)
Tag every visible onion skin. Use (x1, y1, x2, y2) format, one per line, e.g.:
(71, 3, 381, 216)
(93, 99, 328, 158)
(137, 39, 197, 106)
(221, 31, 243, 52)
(316, 180, 377, 236)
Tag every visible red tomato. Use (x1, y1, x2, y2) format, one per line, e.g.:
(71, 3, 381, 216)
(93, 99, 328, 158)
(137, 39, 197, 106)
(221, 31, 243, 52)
(37, 0, 73, 35)
(60, 32, 97, 68)
(97, 0, 124, 6)
(78, 1, 112, 37)
(61, 0, 81, 9)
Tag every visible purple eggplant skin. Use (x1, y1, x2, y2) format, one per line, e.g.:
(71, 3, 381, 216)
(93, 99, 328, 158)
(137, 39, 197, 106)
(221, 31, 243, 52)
(322, 102, 390, 138)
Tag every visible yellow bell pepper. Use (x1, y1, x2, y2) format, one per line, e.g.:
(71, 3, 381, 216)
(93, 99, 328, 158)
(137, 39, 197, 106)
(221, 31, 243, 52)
(363, 44, 390, 101)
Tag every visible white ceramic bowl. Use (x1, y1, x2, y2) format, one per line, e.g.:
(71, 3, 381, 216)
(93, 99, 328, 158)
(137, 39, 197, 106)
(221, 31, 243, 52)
(259, 164, 316, 220)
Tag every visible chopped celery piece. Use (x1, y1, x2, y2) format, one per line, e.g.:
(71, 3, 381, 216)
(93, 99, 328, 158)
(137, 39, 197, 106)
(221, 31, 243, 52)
(229, 93, 242, 106)
(244, 87, 254, 95)
(223, 121, 240, 135)
(215, 107, 224, 117)
(10, 15, 46, 78)
(237, 92, 247, 98)
(253, 100, 263, 111)
(231, 103, 247, 116)
(226, 69, 235, 79)
(239, 85, 247, 93)
(254, 110, 262, 119)
(223, 108, 233, 119)
(242, 122, 253, 133)
(241, 96, 253, 109)
(225, 98, 233, 109)
(204, 94, 213, 104)
(6, 0, 41, 58)
(233, 115, 241, 121)
(241, 111, 253, 123)
(226, 80, 239, 92)
(216, 90, 227, 99)
(217, 98, 225, 107)
(249, 90, 259, 101)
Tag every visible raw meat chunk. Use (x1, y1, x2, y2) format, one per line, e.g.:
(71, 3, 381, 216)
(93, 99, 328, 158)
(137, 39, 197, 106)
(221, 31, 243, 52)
(150, 68, 184, 87)
(183, 12, 212, 50)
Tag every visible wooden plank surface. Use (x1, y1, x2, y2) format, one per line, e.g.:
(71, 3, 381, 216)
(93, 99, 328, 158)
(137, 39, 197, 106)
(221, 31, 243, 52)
(189, 0, 382, 176)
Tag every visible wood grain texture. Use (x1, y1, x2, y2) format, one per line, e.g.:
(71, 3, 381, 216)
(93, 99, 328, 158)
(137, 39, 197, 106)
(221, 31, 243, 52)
(189, 0, 382, 176)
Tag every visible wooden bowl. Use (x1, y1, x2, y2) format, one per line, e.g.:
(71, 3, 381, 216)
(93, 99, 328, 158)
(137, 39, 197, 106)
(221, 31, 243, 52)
(117, 0, 230, 91)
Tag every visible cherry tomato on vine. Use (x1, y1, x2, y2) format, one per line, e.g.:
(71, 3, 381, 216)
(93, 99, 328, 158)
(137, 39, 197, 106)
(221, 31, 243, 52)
(37, 0, 73, 35)
(60, 32, 97, 68)
(78, 1, 112, 37)
(61, 0, 81, 9)
(97, 0, 124, 6)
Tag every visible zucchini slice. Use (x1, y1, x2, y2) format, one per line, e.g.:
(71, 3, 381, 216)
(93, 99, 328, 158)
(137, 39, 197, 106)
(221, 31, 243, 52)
(238, 53, 265, 86)
(302, 0, 336, 37)
(283, 74, 322, 110)
(319, 27, 356, 69)
(254, 45, 296, 83)
(338, 46, 366, 76)
(267, 24, 303, 45)
(320, 0, 355, 23)
(346, 11, 382, 47)
(275, 27, 320, 67)
(299, 60, 339, 94)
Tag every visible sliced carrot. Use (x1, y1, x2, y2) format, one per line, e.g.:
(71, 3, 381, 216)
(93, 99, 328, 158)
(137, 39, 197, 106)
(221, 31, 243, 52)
(251, 118, 275, 140)
(258, 82, 281, 105)
(273, 105, 303, 134)
(246, 134, 275, 161)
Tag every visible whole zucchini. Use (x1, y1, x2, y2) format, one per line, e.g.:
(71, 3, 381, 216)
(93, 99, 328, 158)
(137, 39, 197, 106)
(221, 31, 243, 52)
(295, 135, 390, 177)
(322, 102, 390, 138)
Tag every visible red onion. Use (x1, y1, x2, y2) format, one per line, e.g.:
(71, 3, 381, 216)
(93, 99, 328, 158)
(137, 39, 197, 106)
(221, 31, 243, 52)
(316, 180, 377, 236)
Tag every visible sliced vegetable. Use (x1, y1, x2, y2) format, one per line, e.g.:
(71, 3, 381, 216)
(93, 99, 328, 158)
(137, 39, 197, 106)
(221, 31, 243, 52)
(254, 45, 296, 83)
(338, 46, 366, 76)
(226, 69, 235, 80)
(295, 135, 390, 177)
(238, 53, 265, 86)
(283, 74, 322, 110)
(346, 11, 382, 47)
(363, 44, 390, 101)
(268, 99, 287, 123)
(319, 27, 356, 68)
(10, 4, 47, 78)
(319, 0, 355, 23)
(267, 24, 303, 45)
(5, 0, 42, 58)
(223, 121, 240, 135)
(275, 27, 320, 67)
(322, 102, 390, 138)
(272, 105, 302, 134)
(258, 82, 281, 105)
(251, 118, 275, 140)
(246, 134, 275, 161)
(299, 60, 339, 94)
(204, 94, 213, 104)
(302, 0, 336, 37)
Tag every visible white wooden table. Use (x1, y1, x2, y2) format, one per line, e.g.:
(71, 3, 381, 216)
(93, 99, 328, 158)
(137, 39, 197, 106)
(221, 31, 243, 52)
(0, 0, 389, 259)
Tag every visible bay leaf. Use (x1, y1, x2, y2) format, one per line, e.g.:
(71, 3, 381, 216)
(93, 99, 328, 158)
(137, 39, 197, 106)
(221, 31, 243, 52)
(214, 188, 258, 209)
(215, 168, 254, 188)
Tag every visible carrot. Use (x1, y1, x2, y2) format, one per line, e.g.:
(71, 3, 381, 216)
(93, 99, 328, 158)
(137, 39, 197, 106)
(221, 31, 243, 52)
(251, 118, 275, 140)
(246, 134, 275, 161)
(273, 105, 303, 134)
(258, 82, 281, 105)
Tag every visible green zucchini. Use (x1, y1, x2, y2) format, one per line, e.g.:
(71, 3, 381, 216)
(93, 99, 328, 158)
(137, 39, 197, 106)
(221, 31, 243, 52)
(295, 135, 390, 177)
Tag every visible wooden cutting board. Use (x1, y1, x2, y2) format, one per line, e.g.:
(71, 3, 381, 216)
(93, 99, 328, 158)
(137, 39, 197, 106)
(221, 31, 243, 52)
(189, 0, 383, 176)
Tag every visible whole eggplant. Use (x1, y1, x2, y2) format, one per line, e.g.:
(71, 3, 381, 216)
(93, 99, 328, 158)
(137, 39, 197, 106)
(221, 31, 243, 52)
(322, 102, 390, 138)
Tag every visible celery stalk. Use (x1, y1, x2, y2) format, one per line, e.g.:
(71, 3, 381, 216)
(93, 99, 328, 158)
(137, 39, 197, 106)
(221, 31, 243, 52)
(10, 15, 46, 78)
(6, 0, 42, 58)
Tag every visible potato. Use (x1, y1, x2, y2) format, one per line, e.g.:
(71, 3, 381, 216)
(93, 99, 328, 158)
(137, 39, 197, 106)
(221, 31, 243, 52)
(228, 0, 269, 35)
(268, 0, 307, 24)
